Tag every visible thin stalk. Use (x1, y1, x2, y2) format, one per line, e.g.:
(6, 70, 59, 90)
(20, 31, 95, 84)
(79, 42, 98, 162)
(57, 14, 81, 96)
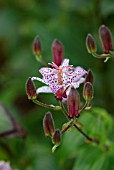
(109, 50, 114, 55)
(92, 53, 112, 58)
(59, 101, 69, 120)
(79, 101, 89, 114)
(33, 99, 61, 110)
(61, 120, 73, 134)
(35, 54, 48, 67)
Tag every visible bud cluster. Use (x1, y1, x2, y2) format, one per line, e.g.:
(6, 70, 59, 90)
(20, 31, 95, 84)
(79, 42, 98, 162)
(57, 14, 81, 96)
(43, 112, 61, 151)
(41, 70, 94, 151)
(86, 25, 114, 62)
(33, 36, 64, 66)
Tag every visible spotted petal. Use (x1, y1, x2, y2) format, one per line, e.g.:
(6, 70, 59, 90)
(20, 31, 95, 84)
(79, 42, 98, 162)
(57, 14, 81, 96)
(74, 66, 87, 75)
(39, 67, 55, 75)
(39, 67, 58, 86)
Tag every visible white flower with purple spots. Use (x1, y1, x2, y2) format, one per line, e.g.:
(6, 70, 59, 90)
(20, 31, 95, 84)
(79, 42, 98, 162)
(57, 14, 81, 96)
(31, 59, 87, 101)
(0, 161, 11, 170)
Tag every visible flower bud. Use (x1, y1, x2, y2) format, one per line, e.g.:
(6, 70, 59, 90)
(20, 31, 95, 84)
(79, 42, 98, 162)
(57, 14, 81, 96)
(55, 87, 67, 100)
(55, 87, 64, 100)
(26, 77, 37, 100)
(52, 129, 61, 145)
(99, 25, 113, 53)
(33, 36, 41, 56)
(83, 82, 93, 101)
(52, 39, 64, 66)
(85, 69, 94, 85)
(43, 112, 55, 136)
(86, 34, 96, 54)
(67, 87, 80, 118)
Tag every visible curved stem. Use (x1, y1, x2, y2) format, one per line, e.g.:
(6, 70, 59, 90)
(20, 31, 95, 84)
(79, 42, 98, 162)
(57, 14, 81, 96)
(79, 101, 89, 114)
(59, 101, 99, 144)
(33, 99, 61, 110)
(109, 50, 114, 56)
(59, 101, 69, 120)
(35, 54, 48, 67)
(92, 53, 112, 59)
(61, 119, 73, 134)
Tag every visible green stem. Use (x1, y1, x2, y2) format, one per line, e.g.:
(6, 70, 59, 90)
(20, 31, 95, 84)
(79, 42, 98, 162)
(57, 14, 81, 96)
(59, 101, 69, 120)
(61, 119, 73, 134)
(59, 101, 98, 144)
(33, 99, 61, 110)
(79, 101, 89, 114)
(35, 54, 48, 66)
(92, 53, 112, 59)
(109, 50, 114, 55)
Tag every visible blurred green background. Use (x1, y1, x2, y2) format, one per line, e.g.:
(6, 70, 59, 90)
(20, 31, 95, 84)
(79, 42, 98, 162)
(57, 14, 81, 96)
(0, 0, 114, 169)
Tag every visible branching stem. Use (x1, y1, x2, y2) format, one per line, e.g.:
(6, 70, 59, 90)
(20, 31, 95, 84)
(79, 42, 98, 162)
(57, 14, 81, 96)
(33, 99, 61, 110)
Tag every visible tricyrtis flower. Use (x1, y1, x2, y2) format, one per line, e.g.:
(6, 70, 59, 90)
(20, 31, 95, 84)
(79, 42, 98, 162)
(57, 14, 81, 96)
(32, 59, 87, 100)
(0, 161, 11, 170)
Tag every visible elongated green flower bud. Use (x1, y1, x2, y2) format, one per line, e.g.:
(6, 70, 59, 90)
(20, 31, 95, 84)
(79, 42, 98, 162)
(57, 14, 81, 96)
(26, 77, 37, 100)
(67, 87, 80, 118)
(99, 25, 113, 53)
(85, 69, 94, 85)
(52, 129, 61, 145)
(33, 36, 41, 56)
(83, 82, 93, 102)
(86, 34, 96, 54)
(43, 112, 55, 136)
(52, 39, 64, 66)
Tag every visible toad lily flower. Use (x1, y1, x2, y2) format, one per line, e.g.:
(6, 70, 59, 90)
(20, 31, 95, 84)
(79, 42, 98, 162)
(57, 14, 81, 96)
(31, 59, 87, 101)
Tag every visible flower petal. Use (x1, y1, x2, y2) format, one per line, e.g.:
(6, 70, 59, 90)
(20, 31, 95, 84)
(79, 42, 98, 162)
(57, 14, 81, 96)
(50, 84, 63, 94)
(31, 77, 47, 84)
(39, 67, 59, 86)
(36, 86, 52, 94)
(39, 67, 55, 75)
(75, 66, 87, 75)
(61, 59, 69, 66)
(71, 78, 85, 88)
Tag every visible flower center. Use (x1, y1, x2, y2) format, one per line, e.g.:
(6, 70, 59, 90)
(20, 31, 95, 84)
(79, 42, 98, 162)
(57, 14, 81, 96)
(50, 62, 73, 86)
(57, 69, 63, 85)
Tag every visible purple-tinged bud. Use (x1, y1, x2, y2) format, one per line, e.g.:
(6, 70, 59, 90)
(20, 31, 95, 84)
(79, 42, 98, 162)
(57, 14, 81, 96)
(85, 69, 94, 85)
(52, 39, 64, 66)
(55, 87, 64, 100)
(99, 25, 113, 53)
(26, 77, 37, 100)
(83, 82, 93, 102)
(33, 36, 41, 56)
(86, 34, 96, 54)
(55, 87, 67, 100)
(43, 112, 55, 136)
(67, 87, 80, 118)
(52, 129, 61, 145)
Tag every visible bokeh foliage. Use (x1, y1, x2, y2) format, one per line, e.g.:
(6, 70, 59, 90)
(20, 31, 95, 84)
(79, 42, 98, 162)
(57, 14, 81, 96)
(0, 0, 114, 169)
